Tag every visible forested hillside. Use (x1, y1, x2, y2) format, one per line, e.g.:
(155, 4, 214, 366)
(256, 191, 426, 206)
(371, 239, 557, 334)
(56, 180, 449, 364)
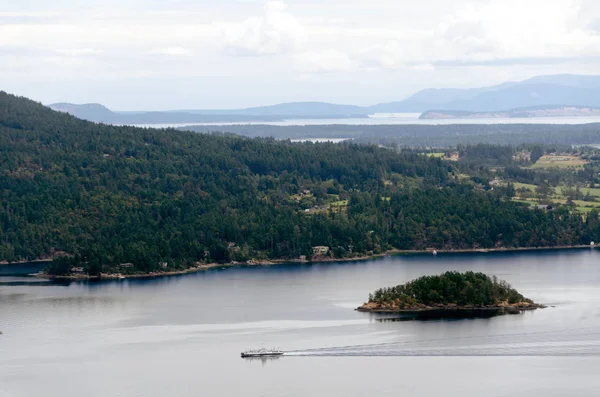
(182, 123, 600, 148)
(1, 92, 599, 275)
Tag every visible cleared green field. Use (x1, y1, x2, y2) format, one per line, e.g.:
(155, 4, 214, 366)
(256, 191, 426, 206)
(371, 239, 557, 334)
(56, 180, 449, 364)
(576, 207, 595, 213)
(556, 186, 600, 198)
(513, 182, 538, 191)
(552, 199, 600, 208)
(530, 155, 588, 169)
(512, 198, 539, 206)
(423, 152, 445, 158)
(329, 200, 349, 207)
(510, 183, 600, 202)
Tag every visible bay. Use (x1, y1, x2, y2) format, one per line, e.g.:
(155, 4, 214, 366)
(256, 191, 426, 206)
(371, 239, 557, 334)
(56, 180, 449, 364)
(2, 249, 600, 396)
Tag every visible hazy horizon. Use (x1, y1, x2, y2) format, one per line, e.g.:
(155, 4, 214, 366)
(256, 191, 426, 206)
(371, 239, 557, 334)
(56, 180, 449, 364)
(2, 0, 600, 110)
(41, 72, 600, 112)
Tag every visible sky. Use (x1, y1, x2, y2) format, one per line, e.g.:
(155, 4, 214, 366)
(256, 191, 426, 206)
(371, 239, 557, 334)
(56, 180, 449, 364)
(2, 0, 600, 110)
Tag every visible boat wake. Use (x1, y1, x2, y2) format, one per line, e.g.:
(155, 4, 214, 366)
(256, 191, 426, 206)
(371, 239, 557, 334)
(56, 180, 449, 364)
(284, 326, 600, 357)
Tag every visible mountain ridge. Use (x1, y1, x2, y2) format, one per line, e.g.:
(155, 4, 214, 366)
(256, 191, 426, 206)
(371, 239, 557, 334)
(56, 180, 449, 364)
(48, 74, 600, 124)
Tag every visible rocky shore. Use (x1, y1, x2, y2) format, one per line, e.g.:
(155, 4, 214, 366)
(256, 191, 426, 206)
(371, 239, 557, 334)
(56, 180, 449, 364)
(356, 301, 546, 315)
(24, 244, 599, 280)
(33, 254, 379, 280)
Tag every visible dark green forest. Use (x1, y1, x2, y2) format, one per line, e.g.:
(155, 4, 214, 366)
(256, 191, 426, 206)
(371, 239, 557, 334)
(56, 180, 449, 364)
(366, 271, 533, 308)
(182, 123, 600, 147)
(1, 91, 600, 276)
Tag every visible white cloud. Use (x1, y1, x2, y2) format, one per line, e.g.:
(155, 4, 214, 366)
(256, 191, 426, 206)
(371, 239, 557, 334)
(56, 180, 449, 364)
(149, 47, 192, 56)
(294, 50, 354, 73)
(2, 0, 600, 109)
(336, 0, 600, 71)
(433, 0, 599, 61)
(0, 11, 60, 18)
(55, 48, 103, 56)
(222, 1, 306, 57)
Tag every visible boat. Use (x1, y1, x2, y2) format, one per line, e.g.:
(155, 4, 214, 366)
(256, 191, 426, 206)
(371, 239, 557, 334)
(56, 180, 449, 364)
(241, 348, 284, 358)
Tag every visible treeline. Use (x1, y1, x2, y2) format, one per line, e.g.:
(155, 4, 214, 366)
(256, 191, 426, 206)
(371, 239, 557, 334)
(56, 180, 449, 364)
(384, 187, 598, 249)
(182, 123, 600, 148)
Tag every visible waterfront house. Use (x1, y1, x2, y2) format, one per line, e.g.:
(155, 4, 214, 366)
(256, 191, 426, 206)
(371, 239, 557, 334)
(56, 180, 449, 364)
(312, 246, 330, 256)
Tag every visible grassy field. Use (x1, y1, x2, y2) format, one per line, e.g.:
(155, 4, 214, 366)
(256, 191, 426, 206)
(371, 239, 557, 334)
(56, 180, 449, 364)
(556, 186, 600, 198)
(511, 182, 600, 199)
(329, 199, 349, 208)
(424, 152, 445, 158)
(576, 206, 596, 213)
(530, 155, 588, 169)
(512, 198, 539, 206)
(552, 199, 600, 208)
(513, 182, 538, 191)
(508, 177, 600, 214)
(512, 197, 599, 214)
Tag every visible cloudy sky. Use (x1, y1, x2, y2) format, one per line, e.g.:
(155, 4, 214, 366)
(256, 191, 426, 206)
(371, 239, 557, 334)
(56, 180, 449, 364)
(2, 0, 600, 110)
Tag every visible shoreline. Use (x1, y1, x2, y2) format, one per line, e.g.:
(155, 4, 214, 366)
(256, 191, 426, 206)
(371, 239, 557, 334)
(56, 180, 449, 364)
(392, 244, 598, 255)
(356, 303, 546, 314)
(24, 244, 600, 281)
(0, 259, 52, 266)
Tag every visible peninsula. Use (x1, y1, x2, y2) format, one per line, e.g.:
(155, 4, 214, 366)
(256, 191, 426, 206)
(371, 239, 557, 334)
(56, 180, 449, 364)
(419, 105, 600, 120)
(357, 271, 544, 315)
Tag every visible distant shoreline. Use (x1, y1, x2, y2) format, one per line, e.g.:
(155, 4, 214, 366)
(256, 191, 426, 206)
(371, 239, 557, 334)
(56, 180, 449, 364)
(393, 244, 598, 255)
(22, 244, 598, 280)
(0, 258, 52, 266)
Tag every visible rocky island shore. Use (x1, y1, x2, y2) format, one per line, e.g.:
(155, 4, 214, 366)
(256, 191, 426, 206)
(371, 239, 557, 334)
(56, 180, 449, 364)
(357, 271, 545, 317)
(357, 301, 544, 315)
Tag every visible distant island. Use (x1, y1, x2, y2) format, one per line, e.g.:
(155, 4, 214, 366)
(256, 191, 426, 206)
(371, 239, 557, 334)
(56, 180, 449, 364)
(49, 74, 600, 124)
(420, 106, 600, 120)
(357, 271, 544, 316)
(48, 102, 369, 125)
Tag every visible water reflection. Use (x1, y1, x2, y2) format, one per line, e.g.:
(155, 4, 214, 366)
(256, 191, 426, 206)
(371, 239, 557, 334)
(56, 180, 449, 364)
(242, 355, 283, 366)
(371, 309, 523, 322)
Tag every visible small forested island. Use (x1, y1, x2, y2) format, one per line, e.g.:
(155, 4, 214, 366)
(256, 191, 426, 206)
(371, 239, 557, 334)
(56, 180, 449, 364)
(358, 271, 544, 315)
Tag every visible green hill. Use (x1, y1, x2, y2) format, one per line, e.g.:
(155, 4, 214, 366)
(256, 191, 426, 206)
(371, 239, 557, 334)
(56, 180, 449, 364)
(1, 91, 600, 276)
(0, 91, 449, 275)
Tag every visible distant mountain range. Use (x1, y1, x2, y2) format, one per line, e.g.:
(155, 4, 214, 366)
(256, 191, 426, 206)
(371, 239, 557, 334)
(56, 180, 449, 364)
(47, 103, 315, 124)
(49, 74, 600, 124)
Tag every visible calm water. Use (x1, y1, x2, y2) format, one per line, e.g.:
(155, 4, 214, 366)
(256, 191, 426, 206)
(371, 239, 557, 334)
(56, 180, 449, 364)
(2, 249, 600, 396)
(130, 113, 600, 128)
